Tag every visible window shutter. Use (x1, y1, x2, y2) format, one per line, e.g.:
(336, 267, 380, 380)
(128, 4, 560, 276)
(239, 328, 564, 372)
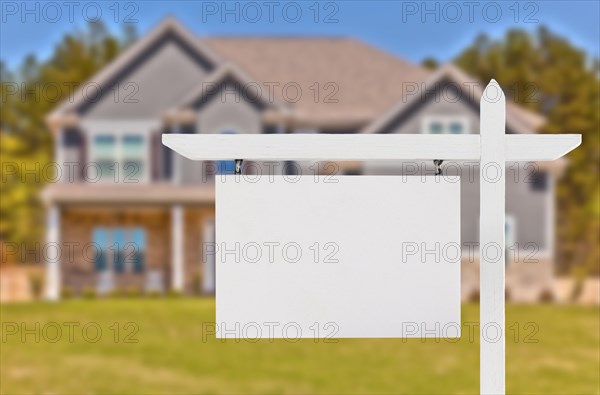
(151, 130, 161, 181)
(162, 126, 172, 180)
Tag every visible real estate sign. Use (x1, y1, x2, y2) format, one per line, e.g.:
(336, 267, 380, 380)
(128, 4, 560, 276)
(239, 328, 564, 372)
(215, 176, 461, 339)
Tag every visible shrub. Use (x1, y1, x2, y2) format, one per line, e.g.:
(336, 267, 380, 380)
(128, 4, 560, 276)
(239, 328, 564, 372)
(147, 290, 162, 298)
(126, 286, 141, 297)
(106, 288, 120, 298)
(60, 286, 73, 299)
(192, 272, 203, 295)
(28, 271, 44, 300)
(539, 289, 555, 303)
(469, 291, 480, 303)
(82, 286, 96, 299)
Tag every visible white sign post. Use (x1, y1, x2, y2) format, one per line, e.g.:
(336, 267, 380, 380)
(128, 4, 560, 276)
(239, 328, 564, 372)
(164, 80, 581, 394)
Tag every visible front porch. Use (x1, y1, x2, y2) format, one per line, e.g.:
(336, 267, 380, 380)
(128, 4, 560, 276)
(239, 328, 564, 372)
(42, 184, 215, 299)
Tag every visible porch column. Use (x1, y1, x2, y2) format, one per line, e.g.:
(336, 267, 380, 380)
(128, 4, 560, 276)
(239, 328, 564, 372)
(171, 205, 184, 292)
(45, 205, 60, 300)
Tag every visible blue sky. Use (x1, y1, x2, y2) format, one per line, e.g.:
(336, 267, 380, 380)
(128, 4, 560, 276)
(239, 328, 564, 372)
(1, 1, 599, 69)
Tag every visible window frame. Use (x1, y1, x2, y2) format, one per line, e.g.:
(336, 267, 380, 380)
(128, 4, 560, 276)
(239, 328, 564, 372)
(85, 122, 156, 184)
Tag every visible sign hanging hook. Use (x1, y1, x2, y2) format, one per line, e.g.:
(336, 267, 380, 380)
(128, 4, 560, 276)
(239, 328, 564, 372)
(434, 159, 443, 176)
(235, 159, 243, 175)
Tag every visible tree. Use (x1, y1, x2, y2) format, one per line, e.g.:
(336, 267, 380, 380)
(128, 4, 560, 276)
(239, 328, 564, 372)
(455, 27, 600, 276)
(0, 22, 132, 263)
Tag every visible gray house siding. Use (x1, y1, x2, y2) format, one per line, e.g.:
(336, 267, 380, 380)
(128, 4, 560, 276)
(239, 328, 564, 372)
(460, 166, 550, 253)
(195, 82, 264, 135)
(178, 82, 265, 184)
(81, 37, 213, 120)
(362, 80, 551, 257)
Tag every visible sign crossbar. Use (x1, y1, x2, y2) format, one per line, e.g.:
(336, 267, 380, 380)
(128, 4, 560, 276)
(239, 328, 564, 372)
(163, 133, 580, 162)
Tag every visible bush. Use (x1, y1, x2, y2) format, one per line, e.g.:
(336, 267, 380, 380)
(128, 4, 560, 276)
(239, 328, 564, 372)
(60, 286, 73, 299)
(82, 286, 96, 299)
(28, 271, 44, 300)
(192, 272, 203, 294)
(106, 288, 120, 298)
(468, 291, 480, 303)
(147, 290, 162, 298)
(126, 286, 141, 297)
(539, 289, 555, 303)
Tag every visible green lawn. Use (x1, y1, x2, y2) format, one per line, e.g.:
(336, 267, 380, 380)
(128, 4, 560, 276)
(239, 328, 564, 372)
(1, 299, 598, 395)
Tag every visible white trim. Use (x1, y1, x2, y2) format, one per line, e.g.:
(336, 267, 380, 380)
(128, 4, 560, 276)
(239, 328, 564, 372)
(171, 205, 184, 292)
(45, 205, 60, 301)
(546, 173, 556, 259)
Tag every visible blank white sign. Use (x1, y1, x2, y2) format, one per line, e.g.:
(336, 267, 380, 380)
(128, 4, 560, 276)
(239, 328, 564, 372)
(216, 176, 461, 339)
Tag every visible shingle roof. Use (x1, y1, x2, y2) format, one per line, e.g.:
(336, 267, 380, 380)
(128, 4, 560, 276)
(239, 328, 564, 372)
(47, 17, 545, 132)
(203, 37, 432, 128)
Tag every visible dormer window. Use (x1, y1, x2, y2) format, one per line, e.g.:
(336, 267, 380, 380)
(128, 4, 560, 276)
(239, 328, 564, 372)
(449, 121, 464, 134)
(429, 122, 443, 134)
(422, 116, 469, 134)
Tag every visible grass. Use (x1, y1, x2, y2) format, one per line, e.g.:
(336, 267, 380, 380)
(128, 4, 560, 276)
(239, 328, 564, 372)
(0, 299, 598, 394)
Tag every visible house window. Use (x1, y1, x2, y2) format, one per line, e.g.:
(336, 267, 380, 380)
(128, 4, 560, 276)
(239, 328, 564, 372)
(112, 229, 127, 273)
(429, 122, 443, 134)
(92, 228, 108, 271)
(92, 135, 117, 181)
(422, 116, 469, 134)
(122, 135, 145, 181)
(131, 228, 146, 273)
(449, 121, 464, 134)
(92, 227, 146, 273)
(89, 133, 148, 183)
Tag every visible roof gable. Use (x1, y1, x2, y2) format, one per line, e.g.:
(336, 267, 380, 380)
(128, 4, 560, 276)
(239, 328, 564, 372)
(362, 64, 546, 134)
(173, 63, 285, 112)
(47, 17, 222, 123)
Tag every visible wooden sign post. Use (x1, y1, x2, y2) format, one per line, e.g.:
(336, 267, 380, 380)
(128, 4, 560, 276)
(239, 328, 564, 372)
(164, 80, 581, 394)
